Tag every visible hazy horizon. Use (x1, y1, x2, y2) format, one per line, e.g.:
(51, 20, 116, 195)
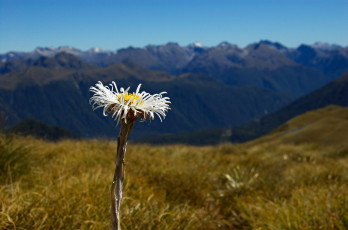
(1, 40, 347, 54)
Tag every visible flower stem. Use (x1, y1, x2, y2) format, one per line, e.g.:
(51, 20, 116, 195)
(110, 120, 136, 230)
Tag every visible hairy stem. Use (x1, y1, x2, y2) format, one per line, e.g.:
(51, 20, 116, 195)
(110, 120, 136, 230)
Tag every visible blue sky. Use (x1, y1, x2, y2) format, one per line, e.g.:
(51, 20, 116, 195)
(0, 0, 347, 53)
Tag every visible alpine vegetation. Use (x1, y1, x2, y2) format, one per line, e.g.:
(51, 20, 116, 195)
(89, 81, 170, 230)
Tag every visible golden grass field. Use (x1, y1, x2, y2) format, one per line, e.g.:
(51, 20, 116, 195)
(1, 106, 348, 229)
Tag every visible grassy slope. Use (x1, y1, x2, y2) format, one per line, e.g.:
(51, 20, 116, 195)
(250, 105, 348, 149)
(1, 129, 347, 229)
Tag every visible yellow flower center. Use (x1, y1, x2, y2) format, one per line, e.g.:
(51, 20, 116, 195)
(119, 93, 141, 104)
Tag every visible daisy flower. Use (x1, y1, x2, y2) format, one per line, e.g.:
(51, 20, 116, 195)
(89, 81, 170, 229)
(89, 81, 170, 124)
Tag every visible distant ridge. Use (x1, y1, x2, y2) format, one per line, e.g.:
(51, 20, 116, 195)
(8, 118, 79, 141)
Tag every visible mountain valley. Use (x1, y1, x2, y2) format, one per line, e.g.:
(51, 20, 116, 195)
(1, 41, 347, 142)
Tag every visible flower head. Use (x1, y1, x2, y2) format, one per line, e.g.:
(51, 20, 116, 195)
(89, 81, 170, 124)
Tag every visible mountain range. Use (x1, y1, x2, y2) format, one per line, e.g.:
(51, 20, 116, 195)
(2, 41, 348, 100)
(0, 41, 347, 142)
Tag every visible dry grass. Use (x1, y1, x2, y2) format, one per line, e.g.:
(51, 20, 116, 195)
(1, 134, 347, 229)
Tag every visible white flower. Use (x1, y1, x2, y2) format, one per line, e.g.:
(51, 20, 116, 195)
(89, 81, 170, 124)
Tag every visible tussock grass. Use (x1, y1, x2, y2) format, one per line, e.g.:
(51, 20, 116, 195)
(0, 134, 31, 184)
(0, 135, 347, 229)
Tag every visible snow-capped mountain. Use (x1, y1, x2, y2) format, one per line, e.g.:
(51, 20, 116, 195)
(0, 46, 116, 63)
(311, 42, 342, 51)
(189, 42, 204, 48)
(34, 46, 81, 57)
